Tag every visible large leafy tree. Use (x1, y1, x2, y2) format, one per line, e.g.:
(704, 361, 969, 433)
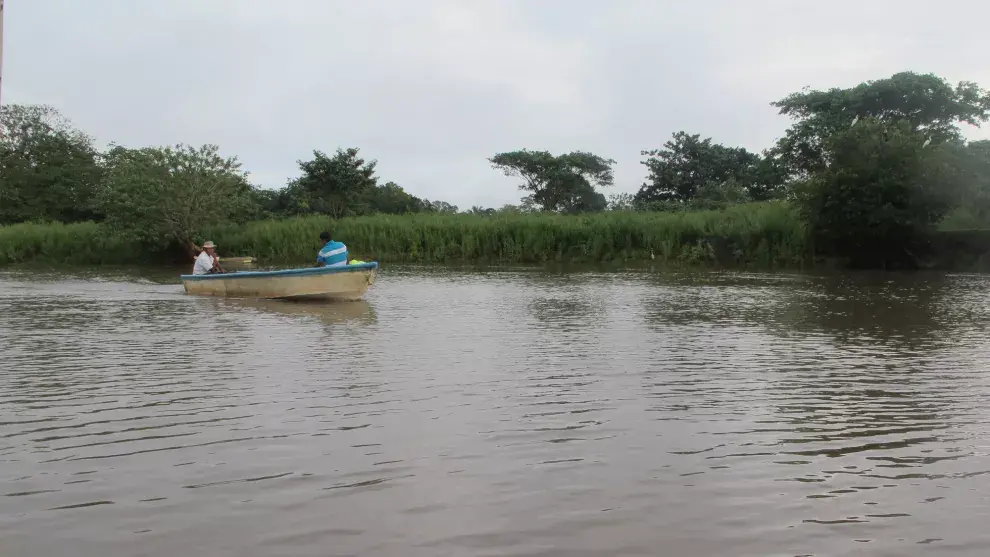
(489, 149, 615, 213)
(0, 104, 103, 224)
(938, 139, 990, 228)
(365, 181, 428, 214)
(260, 153, 430, 218)
(99, 143, 256, 256)
(468, 205, 496, 216)
(770, 71, 990, 179)
(778, 72, 990, 268)
(607, 192, 636, 211)
(635, 132, 781, 205)
(794, 118, 962, 269)
(960, 140, 990, 217)
(294, 148, 379, 218)
(253, 180, 312, 217)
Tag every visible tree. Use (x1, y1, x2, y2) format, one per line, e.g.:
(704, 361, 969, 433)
(294, 148, 379, 218)
(770, 72, 990, 179)
(691, 178, 753, 210)
(469, 205, 496, 216)
(496, 204, 524, 214)
(250, 185, 292, 218)
(635, 132, 778, 205)
(99, 143, 256, 256)
(422, 199, 459, 214)
(561, 179, 608, 212)
(488, 149, 615, 213)
(366, 181, 427, 215)
(963, 141, 990, 213)
(794, 118, 960, 269)
(517, 196, 540, 213)
(253, 180, 317, 218)
(0, 104, 103, 224)
(938, 139, 990, 229)
(607, 192, 636, 211)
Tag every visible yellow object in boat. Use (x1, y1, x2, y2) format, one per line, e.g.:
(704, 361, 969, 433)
(348, 259, 366, 265)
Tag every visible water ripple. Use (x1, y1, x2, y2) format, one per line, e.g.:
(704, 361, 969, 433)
(2, 268, 990, 556)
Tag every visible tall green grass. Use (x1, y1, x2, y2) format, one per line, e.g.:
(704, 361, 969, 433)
(0, 202, 810, 268)
(206, 201, 809, 267)
(0, 221, 144, 266)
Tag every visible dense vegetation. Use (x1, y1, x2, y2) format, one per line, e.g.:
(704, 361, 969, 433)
(3, 71, 990, 269)
(0, 202, 804, 266)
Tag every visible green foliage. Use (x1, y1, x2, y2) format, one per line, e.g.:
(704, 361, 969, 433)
(200, 201, 806, 267)
(468, 205, 496, 216)
(636, 131, 783, 204)
(292, 148, 379, 218)
(99, 143, 256, 250)
(421, 199, 459, 214)
(607, 192, 636, 211)
(0, 221, 143, 266)
(939, 140, 990, 229)
(495, 203, 529, 214)
(637, 179, 758, 213)
(0, 104, 104, 224)
(794, 119, 960, 268)
(370, 181, 426, 215)
(254, 181, 308, 217)
(770, 71, 990, 179)
(489, 149, 615, 213)
(259, 148, 432, 219)
(692, 178, 753, 209)
(774, 72, 990, 268)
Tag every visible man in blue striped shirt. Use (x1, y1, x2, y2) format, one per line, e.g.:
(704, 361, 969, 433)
(316, 231, 348, 267)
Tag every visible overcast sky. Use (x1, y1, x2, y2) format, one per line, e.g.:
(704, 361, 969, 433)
(5, 0, 990, 208)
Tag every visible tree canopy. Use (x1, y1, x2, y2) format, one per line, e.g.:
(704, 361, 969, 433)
(292, 148, 380, 218)
(793, 118, 964, 268)
(635, 131, 782, 205)
(99, 143, 256, 255)
(0, 105, 103, 224)
(0, 105, 460, 258)
(770, 71, 990, 179)
(488, 150, 614, 213)
(261, 148, 433, 218)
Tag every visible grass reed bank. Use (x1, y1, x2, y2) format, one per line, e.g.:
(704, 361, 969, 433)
(1, 202, 811, 268)
(208, 202, 809, 267)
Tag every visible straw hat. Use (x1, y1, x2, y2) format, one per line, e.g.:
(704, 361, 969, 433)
(202, 241, 216, 249)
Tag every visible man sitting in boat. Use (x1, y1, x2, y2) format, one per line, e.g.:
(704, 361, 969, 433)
(316, 231, 348, 267)
(192, 241, 226, 275)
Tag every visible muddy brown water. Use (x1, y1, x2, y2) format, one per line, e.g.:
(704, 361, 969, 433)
(2, 267, 990, 557)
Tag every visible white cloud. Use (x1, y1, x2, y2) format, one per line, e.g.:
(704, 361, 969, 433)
(5, 0, 990, 208)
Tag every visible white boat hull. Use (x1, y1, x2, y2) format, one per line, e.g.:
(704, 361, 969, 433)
(180, 262, 378, 301)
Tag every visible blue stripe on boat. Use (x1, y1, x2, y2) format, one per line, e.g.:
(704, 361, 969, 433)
(180, 261, 379, 281)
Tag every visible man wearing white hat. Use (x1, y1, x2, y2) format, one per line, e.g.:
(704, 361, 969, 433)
(192, 241, 225, 275)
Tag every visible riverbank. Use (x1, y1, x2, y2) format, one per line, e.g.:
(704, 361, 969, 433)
(0, 202, 810, 268)
(0, 221, 146, 266)
(6, 203, 990, 271)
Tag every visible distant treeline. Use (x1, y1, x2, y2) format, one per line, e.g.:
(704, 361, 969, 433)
(2, 70, 990, 269)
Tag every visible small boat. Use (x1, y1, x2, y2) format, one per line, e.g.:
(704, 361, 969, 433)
(180, 262, 379, 301)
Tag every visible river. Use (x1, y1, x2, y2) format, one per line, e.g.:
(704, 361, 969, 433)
(2, 266, 990, 557)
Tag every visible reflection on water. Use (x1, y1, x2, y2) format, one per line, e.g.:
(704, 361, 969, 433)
(225, 298, 376, 327)
(2, 267, 990, 557)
